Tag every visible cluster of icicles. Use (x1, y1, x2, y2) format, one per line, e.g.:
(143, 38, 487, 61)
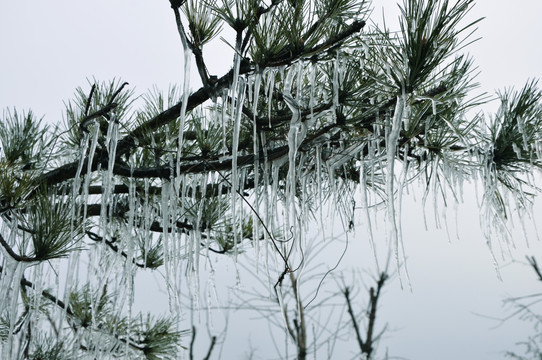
(1, 49, 534, 358)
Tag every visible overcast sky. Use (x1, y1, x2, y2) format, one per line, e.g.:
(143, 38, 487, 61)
(1, 1, 542, 359)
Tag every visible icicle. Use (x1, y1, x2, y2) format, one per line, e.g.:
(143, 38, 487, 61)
(270, 159, 283, 231)
(267, 69, 277, 127)
(0, 255, 18, 322)
(97, 115, 119, 246)
(0, 260, 28, 360)
(116, 166, 137, 315)
(230, 39, 243, 108)
(81, 122, 100, 221)
(362, 41, 370, 59)
(175, 16, 192, 188)
(431, 161, 442, 230)
(315, 145, 325, 237)
(309, 62, 316, 120)
(386, 94, 408, 286)
(252, 69, 262, 118)
(231, 78, 247, 254)
(220, 88, 229, 156)
(161, 181, 175, 313)
(332, 53, 340, 109)
(516, 116, 530, 151)
(512, 143, 522, 159)
(396, 142, 412, 281)
(246, 75, 253, 105)
(535, 140, 542, 160)
(296, 60, 304, 100)
(251, 70, 262, 267)
(359, 151, 378, 270)
(283, 88, 304, 234)
(69, 125, 90, 249)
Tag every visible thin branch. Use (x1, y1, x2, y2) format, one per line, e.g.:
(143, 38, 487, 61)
(82, 208, 229, 255)
(84, 84, 97, 117)
(365, 272, 388, 356)
(527, 256, 542, 282)
(343, 286, 366, 354)
(343, 272, 388, 359)
(80, 81, 128, 130)
(0, 233, 37, 263)
(171, 4, 210, 87)
(109, 82, 129, 105)
(85, 231, 146, 268)
(202, 336, 217, 360)
(262, 20, 365, 67)
(240, 0, 285, 53)
(189, 326, 196, 360)
(290, 271, 307, 360)
(0, 264, 73, 316)
(79, 103, 119, 132)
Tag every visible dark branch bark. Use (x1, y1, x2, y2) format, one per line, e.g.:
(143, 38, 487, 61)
(85, 180, 242, 198)
(365, 272, 388, 356)
(344, 272, 388, 359)
(0, 263, 159, 354)
(189, 326, 196, 360)
(0, 264, 73, 316)
(36, 20, 365, 190)
(83, 206, 229, 255)
(202, 336, 217, 360)
(0, 233, 37, 263)
(85, 231, 146, 268)
(290, 272, 306, 360)
(344, 286, 366, 355)
(171, 5, 210, 88)
(83, 84, 97, 117)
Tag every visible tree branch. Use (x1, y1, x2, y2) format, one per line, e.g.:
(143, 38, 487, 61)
(0, 233, 37, 263)
(202, 336, 217, 360)
(527, 256, 542, 282)
(343, 286, 366, 355)
(37, 20, 365, 190)
(85, 230, 146, 268)
(171, 4, 210, 88)
(343, 272, 388, 359)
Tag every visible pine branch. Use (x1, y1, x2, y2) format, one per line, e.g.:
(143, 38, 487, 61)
(171, 4, 210, 87)
(36, 20, 365, 190)
(240, 0, 285, 52)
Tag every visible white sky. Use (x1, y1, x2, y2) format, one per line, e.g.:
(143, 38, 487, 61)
(1, 1, 542, 359)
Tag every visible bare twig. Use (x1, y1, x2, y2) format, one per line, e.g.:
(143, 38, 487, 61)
(203, 336, 217, 360)
(189, 326, 216, 360)
(344, 286, 365, 355)
(290, 271, 307, 360)
(527, 256, 542, 282)
(189, 326, 196, 360)
(343, 272, 388, 359)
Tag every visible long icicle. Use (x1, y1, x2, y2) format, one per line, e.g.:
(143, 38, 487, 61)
(386, 95, 406, 285)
